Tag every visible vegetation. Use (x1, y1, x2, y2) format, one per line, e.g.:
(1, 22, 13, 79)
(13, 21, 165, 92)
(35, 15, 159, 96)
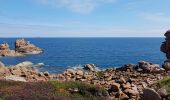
(95, 71, 105, 79)
(0, 80, 108, 100)
(156, 76, 170, 93)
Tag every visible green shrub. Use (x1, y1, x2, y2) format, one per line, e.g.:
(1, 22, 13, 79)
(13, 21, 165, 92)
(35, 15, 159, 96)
(49, 81, 108, 99)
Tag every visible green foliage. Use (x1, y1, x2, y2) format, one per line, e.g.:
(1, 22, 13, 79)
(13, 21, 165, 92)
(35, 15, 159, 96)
(95, 71, 105, 78)
(157, 77, 170, 87)
(155, 77, 170, 93)
(49, 81, 108, 99)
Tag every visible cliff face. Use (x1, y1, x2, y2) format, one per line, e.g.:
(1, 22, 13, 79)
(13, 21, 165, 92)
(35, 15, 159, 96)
(161, 30, 170, 70)
(161, 30, 170, 59)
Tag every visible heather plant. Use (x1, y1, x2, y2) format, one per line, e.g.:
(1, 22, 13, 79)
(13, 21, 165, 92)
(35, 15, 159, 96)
(0, 80, 108, 100)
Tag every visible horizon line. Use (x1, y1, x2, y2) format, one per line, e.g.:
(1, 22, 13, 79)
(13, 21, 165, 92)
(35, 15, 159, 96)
(0, 36, 164, 38)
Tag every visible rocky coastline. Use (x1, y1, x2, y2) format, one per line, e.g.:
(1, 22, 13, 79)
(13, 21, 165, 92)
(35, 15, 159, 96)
(0, 60, 169, 100)
(1, 30, 170, 100)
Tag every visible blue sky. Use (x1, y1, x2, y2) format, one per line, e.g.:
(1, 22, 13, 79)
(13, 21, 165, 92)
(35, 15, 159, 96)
(0, 0, 170, 37)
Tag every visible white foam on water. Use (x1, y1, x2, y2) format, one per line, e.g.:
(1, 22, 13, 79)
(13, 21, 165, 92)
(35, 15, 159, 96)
(68, 64, 103, 72)
(67, 64, 84, 70)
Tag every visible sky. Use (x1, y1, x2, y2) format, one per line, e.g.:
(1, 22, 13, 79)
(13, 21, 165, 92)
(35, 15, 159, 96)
(0, 0, 170, 37)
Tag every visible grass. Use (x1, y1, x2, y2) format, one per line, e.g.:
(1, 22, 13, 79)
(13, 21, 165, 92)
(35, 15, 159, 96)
(149, 77, 170, 100)
(0, 80, 109, 100)
(95, 71, 105, 79)
(50, 81, 108, 99)
(156, 77, 170, 93)
(152, 77, 170, 100)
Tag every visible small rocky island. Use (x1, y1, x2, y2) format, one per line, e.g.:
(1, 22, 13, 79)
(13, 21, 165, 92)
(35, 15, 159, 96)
(0, 39, 43, 56)
(1, 31, 170, 100)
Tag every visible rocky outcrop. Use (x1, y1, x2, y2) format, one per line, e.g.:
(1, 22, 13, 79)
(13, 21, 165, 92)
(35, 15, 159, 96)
(15, 39, 43, 54)
(0, 61, 51, 82)
(161, 30, 170, 71)
(0, 39, 43, 57)
(161, 30, 170, 58)
(0, 61, 11, 76)
(83, 64, 96, 71)
(137, 61, 164, 73)
(0, 43, 22, 56)
(0, 43, 9, 50)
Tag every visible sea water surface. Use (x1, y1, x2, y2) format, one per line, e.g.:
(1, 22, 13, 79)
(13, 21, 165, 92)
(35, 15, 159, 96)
(0, 38, 165, 73)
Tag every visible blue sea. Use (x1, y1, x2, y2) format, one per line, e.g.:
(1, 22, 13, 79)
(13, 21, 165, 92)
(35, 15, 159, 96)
(0, 38, 166, 73)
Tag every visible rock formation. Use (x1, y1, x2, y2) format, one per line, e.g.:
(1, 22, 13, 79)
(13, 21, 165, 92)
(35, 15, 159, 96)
(161, 30, 170, 70)
(0, 61, 11, 76)
(0, 42, 9, 50)
(161, 30, 170, 59)
(138, 61, 164, 73)
(83, 64, 96, 71)
(15, 39, 43, 54)
(0, 39, 43, 56)
(143, 88, 161, 100)
(0, 42, 22, 56)
(0, 61, 51, 82)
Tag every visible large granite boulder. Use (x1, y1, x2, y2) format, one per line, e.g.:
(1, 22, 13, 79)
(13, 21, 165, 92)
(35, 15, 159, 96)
(162, 59, 170, 71)
(83, 64, 96, 71)
(0, 43, 9, 50)
(0, 61, 10, 76)
(138, 61, 163, 73)
(4, 75, 27, 82)
(117, 64, 135, 72)
(15, 61, 34, 68)
(15, 39, 43, 54)
(143, 88, 161, 100)
(110, 82, 120, 92)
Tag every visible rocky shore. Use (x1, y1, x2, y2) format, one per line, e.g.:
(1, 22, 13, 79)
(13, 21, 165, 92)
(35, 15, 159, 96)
(0, 60, 169, 100)
(1, 30, 170, 100)
(0, 39, 43, 56)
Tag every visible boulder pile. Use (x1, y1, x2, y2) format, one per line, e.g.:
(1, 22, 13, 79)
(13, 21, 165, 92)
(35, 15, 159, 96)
(0, 61, 51, 82)
(54, 62, 168, 100)
(0, 60, 168, 99)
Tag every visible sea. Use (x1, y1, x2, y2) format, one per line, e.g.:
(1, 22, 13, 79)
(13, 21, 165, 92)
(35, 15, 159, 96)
(0, 38, 166, 73)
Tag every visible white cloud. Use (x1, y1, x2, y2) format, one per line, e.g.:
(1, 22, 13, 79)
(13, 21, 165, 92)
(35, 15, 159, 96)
(140, 12, 170, 23)
(0, 23, 166, 37)
(35, 0, 116, 14)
